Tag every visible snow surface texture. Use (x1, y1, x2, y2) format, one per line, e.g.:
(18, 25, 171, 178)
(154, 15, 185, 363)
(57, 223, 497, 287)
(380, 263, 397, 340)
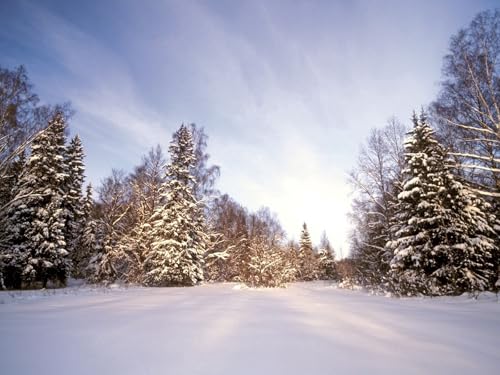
(1, 282, 499, 375)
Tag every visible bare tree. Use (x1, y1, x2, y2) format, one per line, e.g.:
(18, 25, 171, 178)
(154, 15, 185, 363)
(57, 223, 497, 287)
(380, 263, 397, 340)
(243, 236, 295, 288)
(206, 196, 288, 284)
(87, 170, 131, 282)
(118, 146, 166, 282)
(347, 118, 407, 286)
(0, 65, 72, 165)
(205, 194, 248, 281)
(189, 124, 220, 201)
(432, 9, 500, 201)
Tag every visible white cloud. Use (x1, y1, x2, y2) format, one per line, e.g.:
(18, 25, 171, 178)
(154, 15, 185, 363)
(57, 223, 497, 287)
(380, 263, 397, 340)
(4, 0, 492, 255)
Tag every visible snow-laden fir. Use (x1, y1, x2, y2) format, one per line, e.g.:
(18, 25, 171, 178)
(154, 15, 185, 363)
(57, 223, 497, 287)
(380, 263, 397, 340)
(387, 114, 498, 296)
(143, 124, 207, 286)
(4, 114, 70, 288)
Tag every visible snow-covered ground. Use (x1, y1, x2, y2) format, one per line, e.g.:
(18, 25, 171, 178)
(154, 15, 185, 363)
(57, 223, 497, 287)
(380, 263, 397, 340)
(1, 282, 499, 375)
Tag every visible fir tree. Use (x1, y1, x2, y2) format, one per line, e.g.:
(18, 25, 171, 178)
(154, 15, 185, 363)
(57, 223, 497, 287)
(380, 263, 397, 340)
(0, 151, 25, 249)
(65, 135, 86, 270)
(298, 223, 317, 281)
(143, 125, 206, 286)
(387, 113, 497, 295)
(0, 151, 26, 213)
(4, 113, 70, 288)
(73, 183, 96, 278)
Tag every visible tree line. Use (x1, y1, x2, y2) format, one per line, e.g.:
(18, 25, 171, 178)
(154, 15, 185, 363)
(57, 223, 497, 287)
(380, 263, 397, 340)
(1, 9, 499, 295)
(0, 68, 336, 288)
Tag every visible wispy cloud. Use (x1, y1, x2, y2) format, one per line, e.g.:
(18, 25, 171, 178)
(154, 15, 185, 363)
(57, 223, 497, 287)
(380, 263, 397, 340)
(1, 0, 496, 251)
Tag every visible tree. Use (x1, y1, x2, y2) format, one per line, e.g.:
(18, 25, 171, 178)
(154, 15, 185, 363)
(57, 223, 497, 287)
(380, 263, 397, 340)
(143, 125, 206, 286)
(87, 170, 131, 283)
(432, 9, 500, 201)
(347, 118, 407, 286)
(284, 239, 301, 280)
(243, 236, 295, 287)
(0, 65, 42, 163)
(317, 231, 337, 280)
(189, 124, 220, 201)
(73, 184, 97, 278)
(86, 130, 218, 286)
(3, 113, 70, 288)
(0, 151, 26, 220)
(205, 194, 249, 281)
(118, 146, 166, 283)
(0, 65, 71, 260)
(387, 114, 497, 296)
(0, 64, 72, 178)
(298, 223, 317, 280)
(65, 135, 86, 270)
(0, 151, 25, 246)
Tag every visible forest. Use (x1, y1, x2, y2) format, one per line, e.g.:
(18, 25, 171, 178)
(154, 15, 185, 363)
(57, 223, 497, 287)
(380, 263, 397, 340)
(0, 9, 499, 296)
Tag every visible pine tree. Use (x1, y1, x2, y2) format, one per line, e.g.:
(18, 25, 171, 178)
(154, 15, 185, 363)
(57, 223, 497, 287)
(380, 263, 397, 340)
(73, 183, 96, 278)
(387, 113, 497, 295)
(143, 125, 206, 286)
(4, 113, 70, 288)
(65, 135, 86, 271)
(0, 151, 25, 248)
(298, 223, 317, 281)
(0, 151, 26, 213)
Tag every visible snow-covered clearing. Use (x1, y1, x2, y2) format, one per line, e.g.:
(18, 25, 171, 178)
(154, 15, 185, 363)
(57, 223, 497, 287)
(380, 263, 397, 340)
(1, 282, 499, 374)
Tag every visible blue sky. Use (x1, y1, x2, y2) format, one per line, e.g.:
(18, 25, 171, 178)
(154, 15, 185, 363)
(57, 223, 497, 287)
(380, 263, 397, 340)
(1, 0, 497, 254)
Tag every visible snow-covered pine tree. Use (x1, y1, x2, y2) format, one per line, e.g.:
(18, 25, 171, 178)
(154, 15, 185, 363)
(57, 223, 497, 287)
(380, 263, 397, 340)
(143, 125, 207, 286)
(387, 113, 497, 296)
(4, 113, 70, 288)
(65, 135, 86, 271)
(72, 183, 97, 278)
(298, 223, 317, 281)
(0, 152, 26, 288)
(0, 151, 26, 247)
(0, 151, 26, 214)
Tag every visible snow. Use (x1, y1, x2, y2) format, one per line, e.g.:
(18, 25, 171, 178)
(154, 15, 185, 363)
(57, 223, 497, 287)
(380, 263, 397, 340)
(1, 282, 499, 375)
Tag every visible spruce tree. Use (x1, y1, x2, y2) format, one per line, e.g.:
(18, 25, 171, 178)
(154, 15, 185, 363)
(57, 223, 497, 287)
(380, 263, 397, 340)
(65, 135, 86, 269)
(387, 114, 497, 295)
(143, 125, 206, 286)
(0, 152, 25, 243)
(73, 183, 96, 278)
(5, 113, 70, 288)
(298, 223, 317, 280)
